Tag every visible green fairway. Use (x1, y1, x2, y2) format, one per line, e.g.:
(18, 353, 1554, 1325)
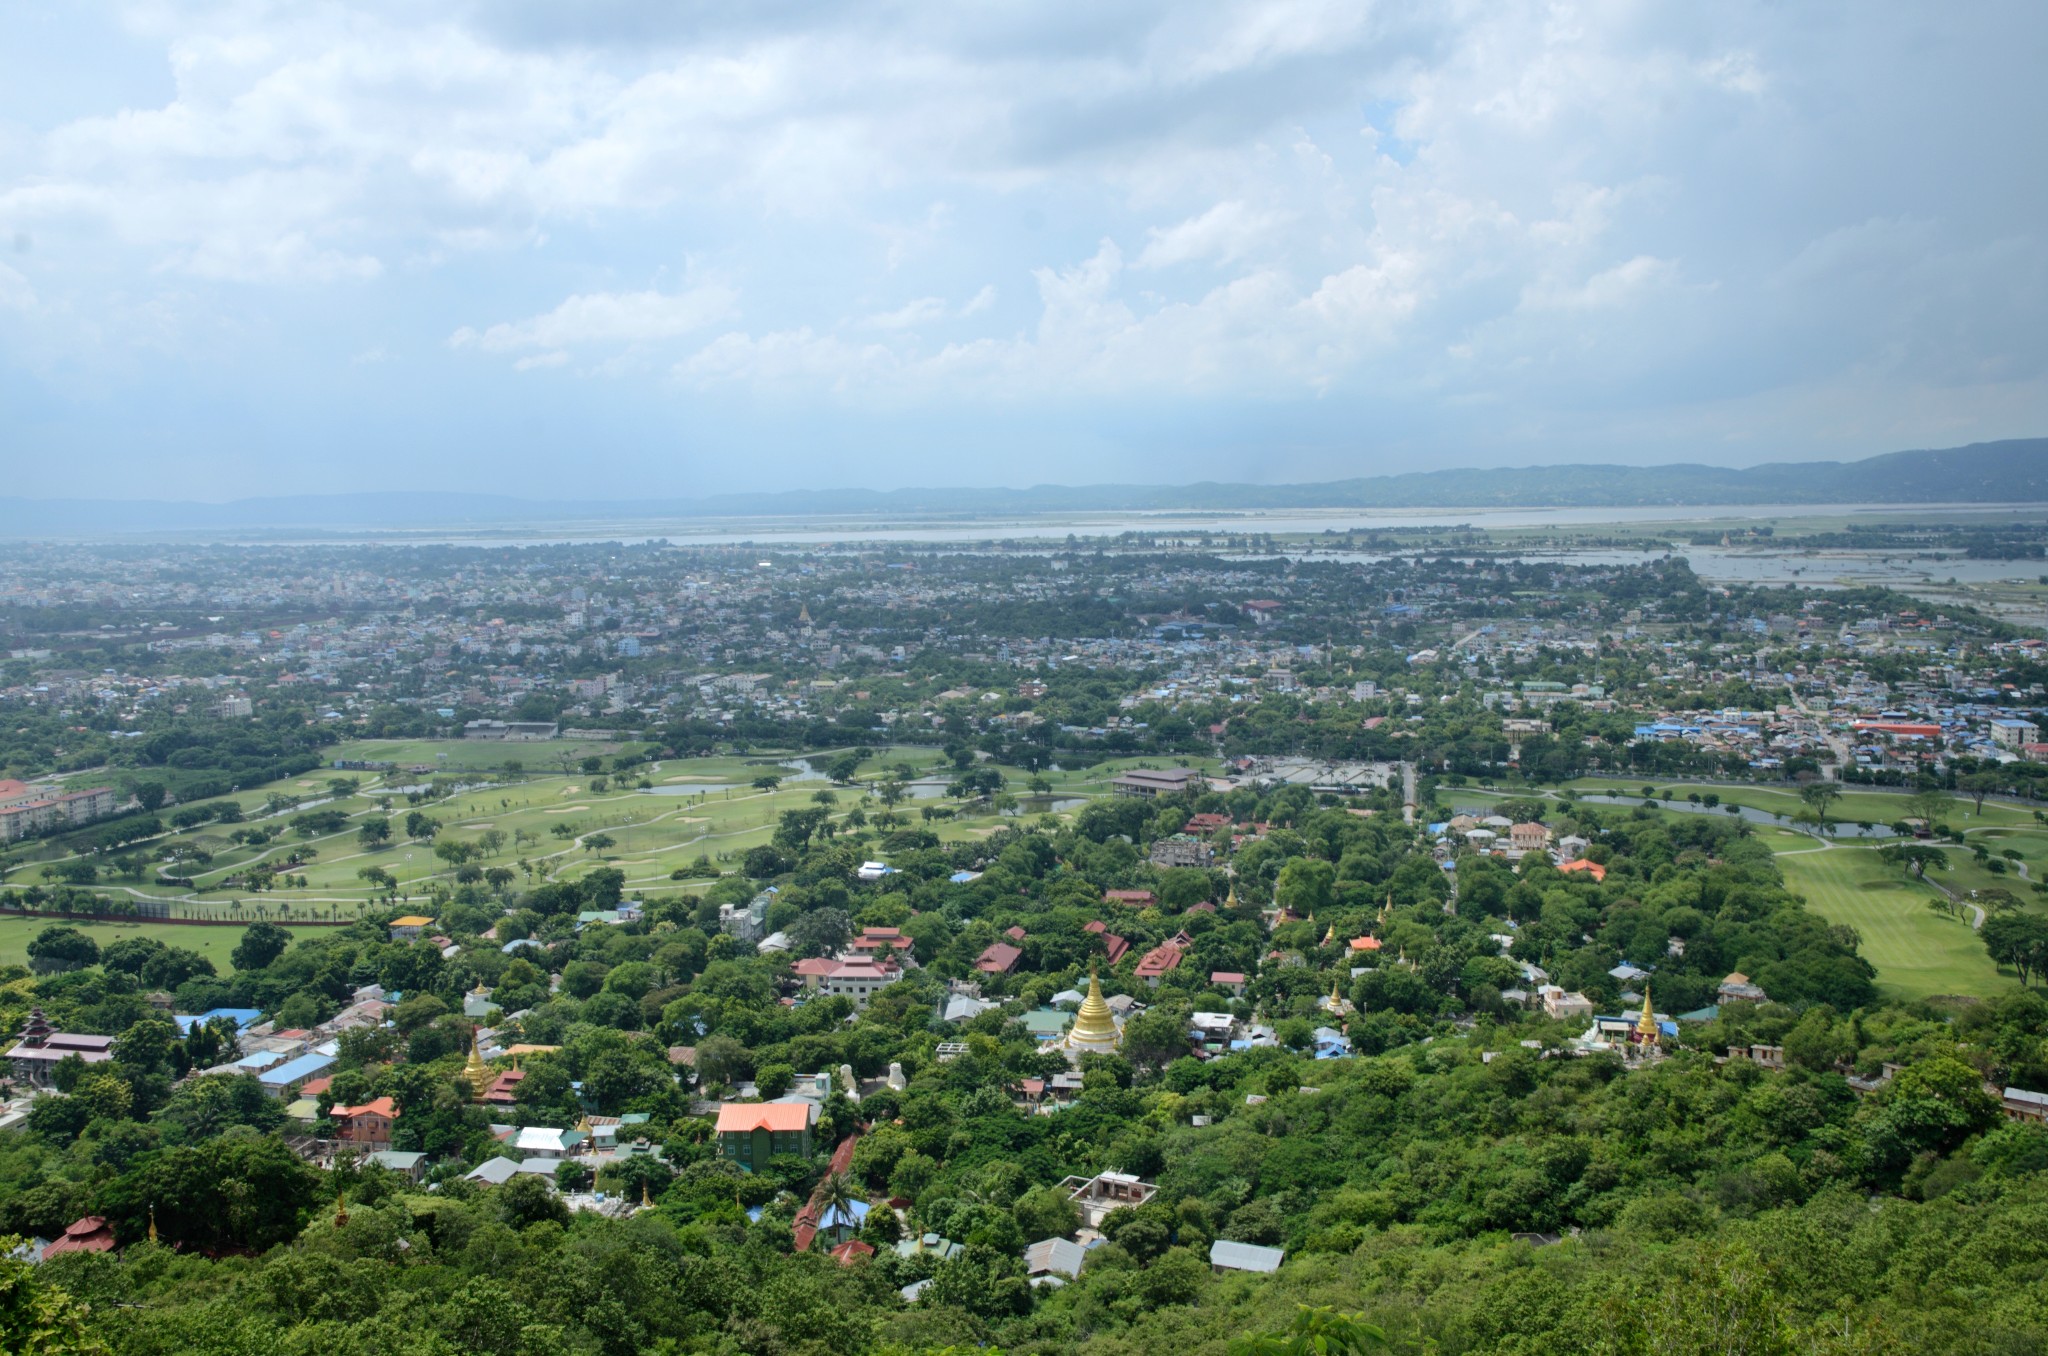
(326, 736, 650, 772)
(1775, 843, 2013, 1002)
(0, 915, 333, 973)
(2, 748, 1216, 913)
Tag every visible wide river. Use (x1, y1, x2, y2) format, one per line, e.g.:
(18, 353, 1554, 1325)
(203, 500, 2047, 551)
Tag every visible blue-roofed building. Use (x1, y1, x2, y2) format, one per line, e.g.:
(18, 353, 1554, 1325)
(814, 1199, 870, 1246)
(175, 1007, 262, 1035)
(258, 1051, 336, 1098)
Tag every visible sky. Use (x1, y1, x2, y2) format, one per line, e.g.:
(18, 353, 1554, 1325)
(1, 0, 2045, 501)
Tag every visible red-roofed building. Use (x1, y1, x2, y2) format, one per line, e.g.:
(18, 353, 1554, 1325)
(829, 1239, 875, 1265)
(298, 1076, 333, 1100)
(976, 942, 1024, 975)
(792, 957, 840, 988)
(1211, 971, 1247, 995)
(483, 1068, 526, 1105)
(1082, 919, 1130, 964)
(850, 927, 908, 956)
(793, 1130, 863, 1250)
(1105, 889, 1156, 907)
(819, 959, 900, 1008)
(43, 1216, 116, 1257)
(1854, 721, 1943, 740)
(1556, 858, 1607, 882)
(1349, 936, 1382, 953)
(331, 1095, 400, 1150)
(1003, 925, 1028, 941)
(1135, 935, 1189, 986)
(1183, 813, 1231, 835)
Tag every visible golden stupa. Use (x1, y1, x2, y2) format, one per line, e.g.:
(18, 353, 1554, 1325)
(1063, 966, 1122, 1055)
(463, 1037, 493, 1100)
(1635, 987, 1660, 1045)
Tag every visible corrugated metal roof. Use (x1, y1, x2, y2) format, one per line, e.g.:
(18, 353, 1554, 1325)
(1209, 1239, 1285, 1273)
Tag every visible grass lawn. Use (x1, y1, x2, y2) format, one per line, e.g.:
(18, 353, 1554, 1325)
(0, 916, 332, 973)
(1775, 843, 2013, 1002)
(2, 748, 1221, 914)
(327, 736, 651, 773)
(1452, 785, 2023, 1002)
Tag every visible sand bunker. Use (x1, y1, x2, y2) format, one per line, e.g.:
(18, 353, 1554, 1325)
(543, 806, 589, 814)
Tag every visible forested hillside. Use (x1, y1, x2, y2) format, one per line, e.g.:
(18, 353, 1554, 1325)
(3, 782, 2046, 1355)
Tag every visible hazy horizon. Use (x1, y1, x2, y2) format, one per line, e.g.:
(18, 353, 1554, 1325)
(5, 2, 2047, 500)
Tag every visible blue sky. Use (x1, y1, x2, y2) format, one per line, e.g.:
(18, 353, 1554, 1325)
(1, 1, 2044, 500)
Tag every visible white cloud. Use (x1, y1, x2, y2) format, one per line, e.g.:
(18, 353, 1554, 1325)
(1523, 255, 1681, 311)
(863, 285, 996, 329)
(2, 1, 2046, 490)
(1134, 201, 1288, 269)
(864, 296, 950, 330)
(452, 284, 739, 356)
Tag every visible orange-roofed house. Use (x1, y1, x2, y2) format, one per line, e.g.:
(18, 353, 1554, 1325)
(1349, 936, 1383, 953)
(1556, 859, 1606, 882)
(715, 1100, 817, 1170)
(331, 1095, 400, 1150)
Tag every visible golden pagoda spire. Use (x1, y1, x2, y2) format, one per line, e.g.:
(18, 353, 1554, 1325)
(471, 979, 489, 996)
(335, 1192, 349, 1228)
(576, 1112, 593, 1136)
(147, 1204, 157, 1244)
(1065, 966, 1121, 1052)
(1224, 879, 1238, 909)
(641, 1179, 652, 1209)
(463, 1036, 492, 1100)
(1636, 986, 1659, 1043)
(1322, 921, 1336, 946)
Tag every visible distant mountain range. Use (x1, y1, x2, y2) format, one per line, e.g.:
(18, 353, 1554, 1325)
(4, 438, 2044, 535)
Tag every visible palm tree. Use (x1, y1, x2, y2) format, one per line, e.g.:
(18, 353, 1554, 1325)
(813, 1171, 860, 1240)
